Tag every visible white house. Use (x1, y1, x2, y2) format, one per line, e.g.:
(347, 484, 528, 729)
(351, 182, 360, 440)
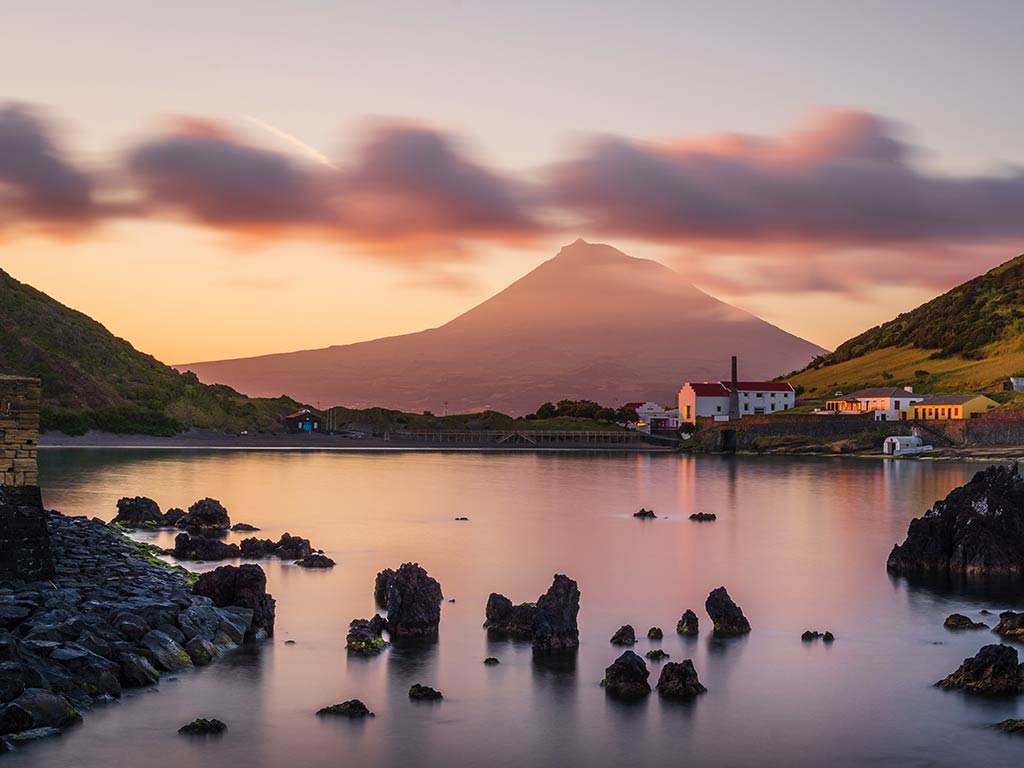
(678, 381, 796, 422)
(825, 387, 924, 421)
(883, 435, 933, 456)
(633, 402, 681, 432)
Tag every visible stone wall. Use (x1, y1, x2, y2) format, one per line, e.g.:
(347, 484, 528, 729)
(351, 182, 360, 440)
(0, 376, 53, 581)
(1, 376, 40, 486)
(696, 413, 914, 452)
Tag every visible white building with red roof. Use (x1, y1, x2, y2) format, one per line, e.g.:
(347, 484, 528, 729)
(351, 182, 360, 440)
(678, 380, 795, 422)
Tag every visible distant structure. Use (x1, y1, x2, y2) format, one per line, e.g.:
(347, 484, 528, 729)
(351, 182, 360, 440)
(910, 395, 998, 421)
(284, 408, 323, 433)
(632, 402, 682, 433)
(883, 435, 932, 456)
(824, 387, 924, 421)
(677, 358, 796, 422)
(0, 375, 55, 581)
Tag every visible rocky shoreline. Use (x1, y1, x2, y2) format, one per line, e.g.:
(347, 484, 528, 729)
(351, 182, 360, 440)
(0, 511, 274, 752)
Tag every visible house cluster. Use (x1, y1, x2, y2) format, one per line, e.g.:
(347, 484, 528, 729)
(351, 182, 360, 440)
(677, 380, 796, 422)
(623, 402, 682, 434)
(821, 387, 998, 421)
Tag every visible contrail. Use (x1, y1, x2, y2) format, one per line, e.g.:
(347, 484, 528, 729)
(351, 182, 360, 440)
(241, 114, 337, 168)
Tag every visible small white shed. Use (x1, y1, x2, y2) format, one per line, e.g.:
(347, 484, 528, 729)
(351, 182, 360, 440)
(883, 435, 932, 456)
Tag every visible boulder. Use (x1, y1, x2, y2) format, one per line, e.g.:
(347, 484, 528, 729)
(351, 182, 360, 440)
(163, 507, 185, 526)
(178, 718, 227, 735)
(274, 533, 312, 560)
(0, 689, 79, 733)
(532, 574, 580, 654)
(193, 564, 276, 639)
(888, 464, 1024, 576)
(676, 609, 699, 636)
(317, 699, 373, 718)
(801, 630, 835, 642)
(689, 512, 717, 522)
(177, 498, 231, 534)
(705, 587, 751, 636)
(295, 553, 335, 569)
(380, 563, 443, 640)
(647, 627, 663, 640)
(140, 630, 193, 672)
(240, 537, 277, 558)
(172, 532, 240, 561)
(374, 568, 396, 606)
(633, 508, 657, 519)
(937, 644, 1024, 694)
(112, 497, 165, 527)
(346, 616, 389, 656)
(483, 657, 500, 665)
(646, 649, 670, 661)
(408, 683, 443, 701)
(118, 653, 160, 688)
(230, 523, 259, 532)
(483, 594, 537, 638)
(944, 613, 988, 630)
(995, 718, 1024, 733)
(610, 625, 637, 645)
(994, 611, 1024, 639)
(656, 659, 707, 700)
(185, 636, 220, 666)
(601, 651, 650, 700)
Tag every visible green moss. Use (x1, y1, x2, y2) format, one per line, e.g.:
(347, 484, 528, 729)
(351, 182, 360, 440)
(116, 529, 199, 585)
(996, 718, 1024, 734)
(346, 637, 389, 655)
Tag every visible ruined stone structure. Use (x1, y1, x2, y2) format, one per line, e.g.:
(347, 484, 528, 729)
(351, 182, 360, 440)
(0, 376, 53, 581)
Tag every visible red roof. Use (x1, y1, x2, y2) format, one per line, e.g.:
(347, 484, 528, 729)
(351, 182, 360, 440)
(285, 408, 314, 419)
(731, 381, 795, 393)
(686, 382, 730, 397)
(622, 402, 645, 410)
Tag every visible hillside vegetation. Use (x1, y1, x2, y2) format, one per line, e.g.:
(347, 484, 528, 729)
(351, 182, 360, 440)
(791, 253, 1024, 399)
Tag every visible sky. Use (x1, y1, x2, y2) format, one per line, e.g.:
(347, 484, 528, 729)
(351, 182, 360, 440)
(2, 0, 1023, 363)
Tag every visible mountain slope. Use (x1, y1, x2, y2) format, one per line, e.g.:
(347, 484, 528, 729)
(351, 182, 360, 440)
(790, 253, 1024, 398)
(179, 239, 826, 414)
(0, 267, 302, 434)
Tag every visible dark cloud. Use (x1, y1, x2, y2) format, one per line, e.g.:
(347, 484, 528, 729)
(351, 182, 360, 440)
(0, 104, 97, 233)
(549, 109, 1024, 245)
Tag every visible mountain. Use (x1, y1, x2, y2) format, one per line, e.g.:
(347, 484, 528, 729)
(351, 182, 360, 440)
(790, 252, 1024, 398)
(0, 267, 302, 434)
(179, 239, 826, 414)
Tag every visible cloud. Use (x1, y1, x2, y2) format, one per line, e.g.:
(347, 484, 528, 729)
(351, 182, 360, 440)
(549, 109, 1024, 246)
(125, 118, 541, 259)
(0, 104, 98, 235)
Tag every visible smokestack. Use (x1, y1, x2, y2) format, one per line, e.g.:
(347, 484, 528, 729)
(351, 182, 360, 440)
(728, 355, 740, 421)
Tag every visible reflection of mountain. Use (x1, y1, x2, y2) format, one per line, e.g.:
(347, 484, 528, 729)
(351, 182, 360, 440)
(180, 240, 825, 414)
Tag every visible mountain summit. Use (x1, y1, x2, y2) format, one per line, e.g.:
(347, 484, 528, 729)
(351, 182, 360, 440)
(179, 240, 826, 414)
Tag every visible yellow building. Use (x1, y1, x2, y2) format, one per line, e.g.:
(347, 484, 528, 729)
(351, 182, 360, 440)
(909, 395, 998, 420)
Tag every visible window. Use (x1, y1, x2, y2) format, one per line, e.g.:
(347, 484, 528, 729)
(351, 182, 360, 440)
(716, 406, 722, 413)
(744, 403, 749, 411)
(756, 393, 763, 398)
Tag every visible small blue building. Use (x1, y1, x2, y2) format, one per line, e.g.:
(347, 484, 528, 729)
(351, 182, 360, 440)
(284, 408, 322, 433)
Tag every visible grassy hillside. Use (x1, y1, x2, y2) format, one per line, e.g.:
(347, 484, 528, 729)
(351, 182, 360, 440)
(0, 267, 304, 435)
(791, 253, 1024, 400)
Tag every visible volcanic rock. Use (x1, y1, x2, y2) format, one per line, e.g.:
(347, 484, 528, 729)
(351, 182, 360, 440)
(378, 563, 443, 639)
(937, 644, 1024, 694)
(647, 627, 663, 640)
(193, 564, 276, 639)
(676, 609, 699, 636)
(944, 613, 988, 630)
(172, 533, 240, 561)
(483, 594, 537, 639)
(531, 575, 580, 653)
(345, 616, 389, 656)
(633, 508, 657, 519)
(656, 659, 707, 700)
(994, 611, 1024, 639)
(705, 587, 751, 636)
(408, 683, 443, 701)
(689, 512, 717, 521)
(317, 699, 373, 718)
(610, 625, 637, 645)
(374, 568, 396, 606)
(178, 718, 226, 735)
(112, 497, 165, 527)
(601, 651, 650, 700)
(646, 649, 669, 661)
(295, 553, 335, 568)
(176, 498, 231, 534)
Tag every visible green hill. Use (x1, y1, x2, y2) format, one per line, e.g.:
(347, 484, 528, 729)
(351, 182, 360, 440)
(0, 267, 303, 435)
(790, 253, 1024, 401)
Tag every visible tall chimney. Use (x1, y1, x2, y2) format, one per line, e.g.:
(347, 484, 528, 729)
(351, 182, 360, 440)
(728, 355, 740, 421)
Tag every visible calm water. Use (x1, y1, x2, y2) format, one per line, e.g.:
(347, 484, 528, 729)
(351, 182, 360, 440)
(8, 449, 1024, 767)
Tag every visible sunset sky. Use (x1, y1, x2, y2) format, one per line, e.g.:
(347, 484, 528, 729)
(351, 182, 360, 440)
(2, 1, 1023, 364)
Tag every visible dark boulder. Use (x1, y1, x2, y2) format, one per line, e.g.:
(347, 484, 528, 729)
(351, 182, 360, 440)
(801, 630, 835, 642)
(374, 568, 396, 607)
(346, 616, 389, 656)
(178, 718, 227, 735)
(532, 574, 580, 654)
(177, 498, 231, 534)
(601, 651, 650, 700)
(633, 508, 657, 519)
(408, 683, 443, 701)
(274, 533, 312, 560)
(647, 627, 663, 640)
(380, 563, 443, 640)
(994, 611, 1024, 639)
(295, 553, 335, 568)
(118, 653, 160, 688)
(0, 689, 79, 733)
(140, 630, 192, 672)
(646, 649, 669, 661)
(656, 659, 707, 700)
(112, 497, 165, 527)
(317, 699, 373, 718)
(163, 508, 185, 526)
(888, 464, 1024, 576)
(193, 564, 276, 639)
(705, 587, 751, 636)
(230, 523, 259, 532)
(185, 636, 220, 666)
(483, 593, 537, 638)
(676, 609, 699, 636)
(945, 613, 988, 630)
(483, 657, 500, 665)
(689, 512, 717, 522)
(240, 537, 277, 559)
(937, 644, 1024, 694)
(995, 718, 1024, 733)
(610, 625, 637, 645)
(172, 533, 240, 561)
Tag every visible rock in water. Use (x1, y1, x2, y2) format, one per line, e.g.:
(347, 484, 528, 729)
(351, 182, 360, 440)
(177, 498, 232, 534)
(647, 627, 663, 640)
(646, 649, 669, 661)
(887, 464, 1024, 576)
(380, 563, 443, 639)
(994, 611, 1024, 639)
(705, 587, 751, 636)
(140, 630, 193, 672)
(995, 718, 1024, 733)
(408, 684, 443, 701)
(689, 512, 717, 522)
(610, 625, 637, 645)
(944, 613, 988, 630)
(193, 564, 276, 639)
(113, 497, 165, 527)
(656, 659, 707, 700)
(230, 522, 259, 532)
(532, 574, 580, 653)
(178, 718, 227, 735)
(346, 616, 389, 656)
(374, 568, 396, 607)
(483, 593, 537, 639)
(937, 644, 1024, 694)
(602, 651, 650, 700)
(483, 657, 500, 665)
(172, 532, 240, 561)
(295, 553, 335, 568)
(317, 700, 373, 718)
(633, 508, 657, 519)
(676, 609, 699, 636)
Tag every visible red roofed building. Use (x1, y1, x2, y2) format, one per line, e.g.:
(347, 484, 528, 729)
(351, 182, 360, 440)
(678, 380, 795, 421)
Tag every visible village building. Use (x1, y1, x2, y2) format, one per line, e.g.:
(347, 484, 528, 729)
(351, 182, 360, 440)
(678, 381, 796, 422)
(284, 408, 322, 433)
(824, 387, 925, 421)
(633, 402, 681, 432)
(909, 395, 998, 421)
